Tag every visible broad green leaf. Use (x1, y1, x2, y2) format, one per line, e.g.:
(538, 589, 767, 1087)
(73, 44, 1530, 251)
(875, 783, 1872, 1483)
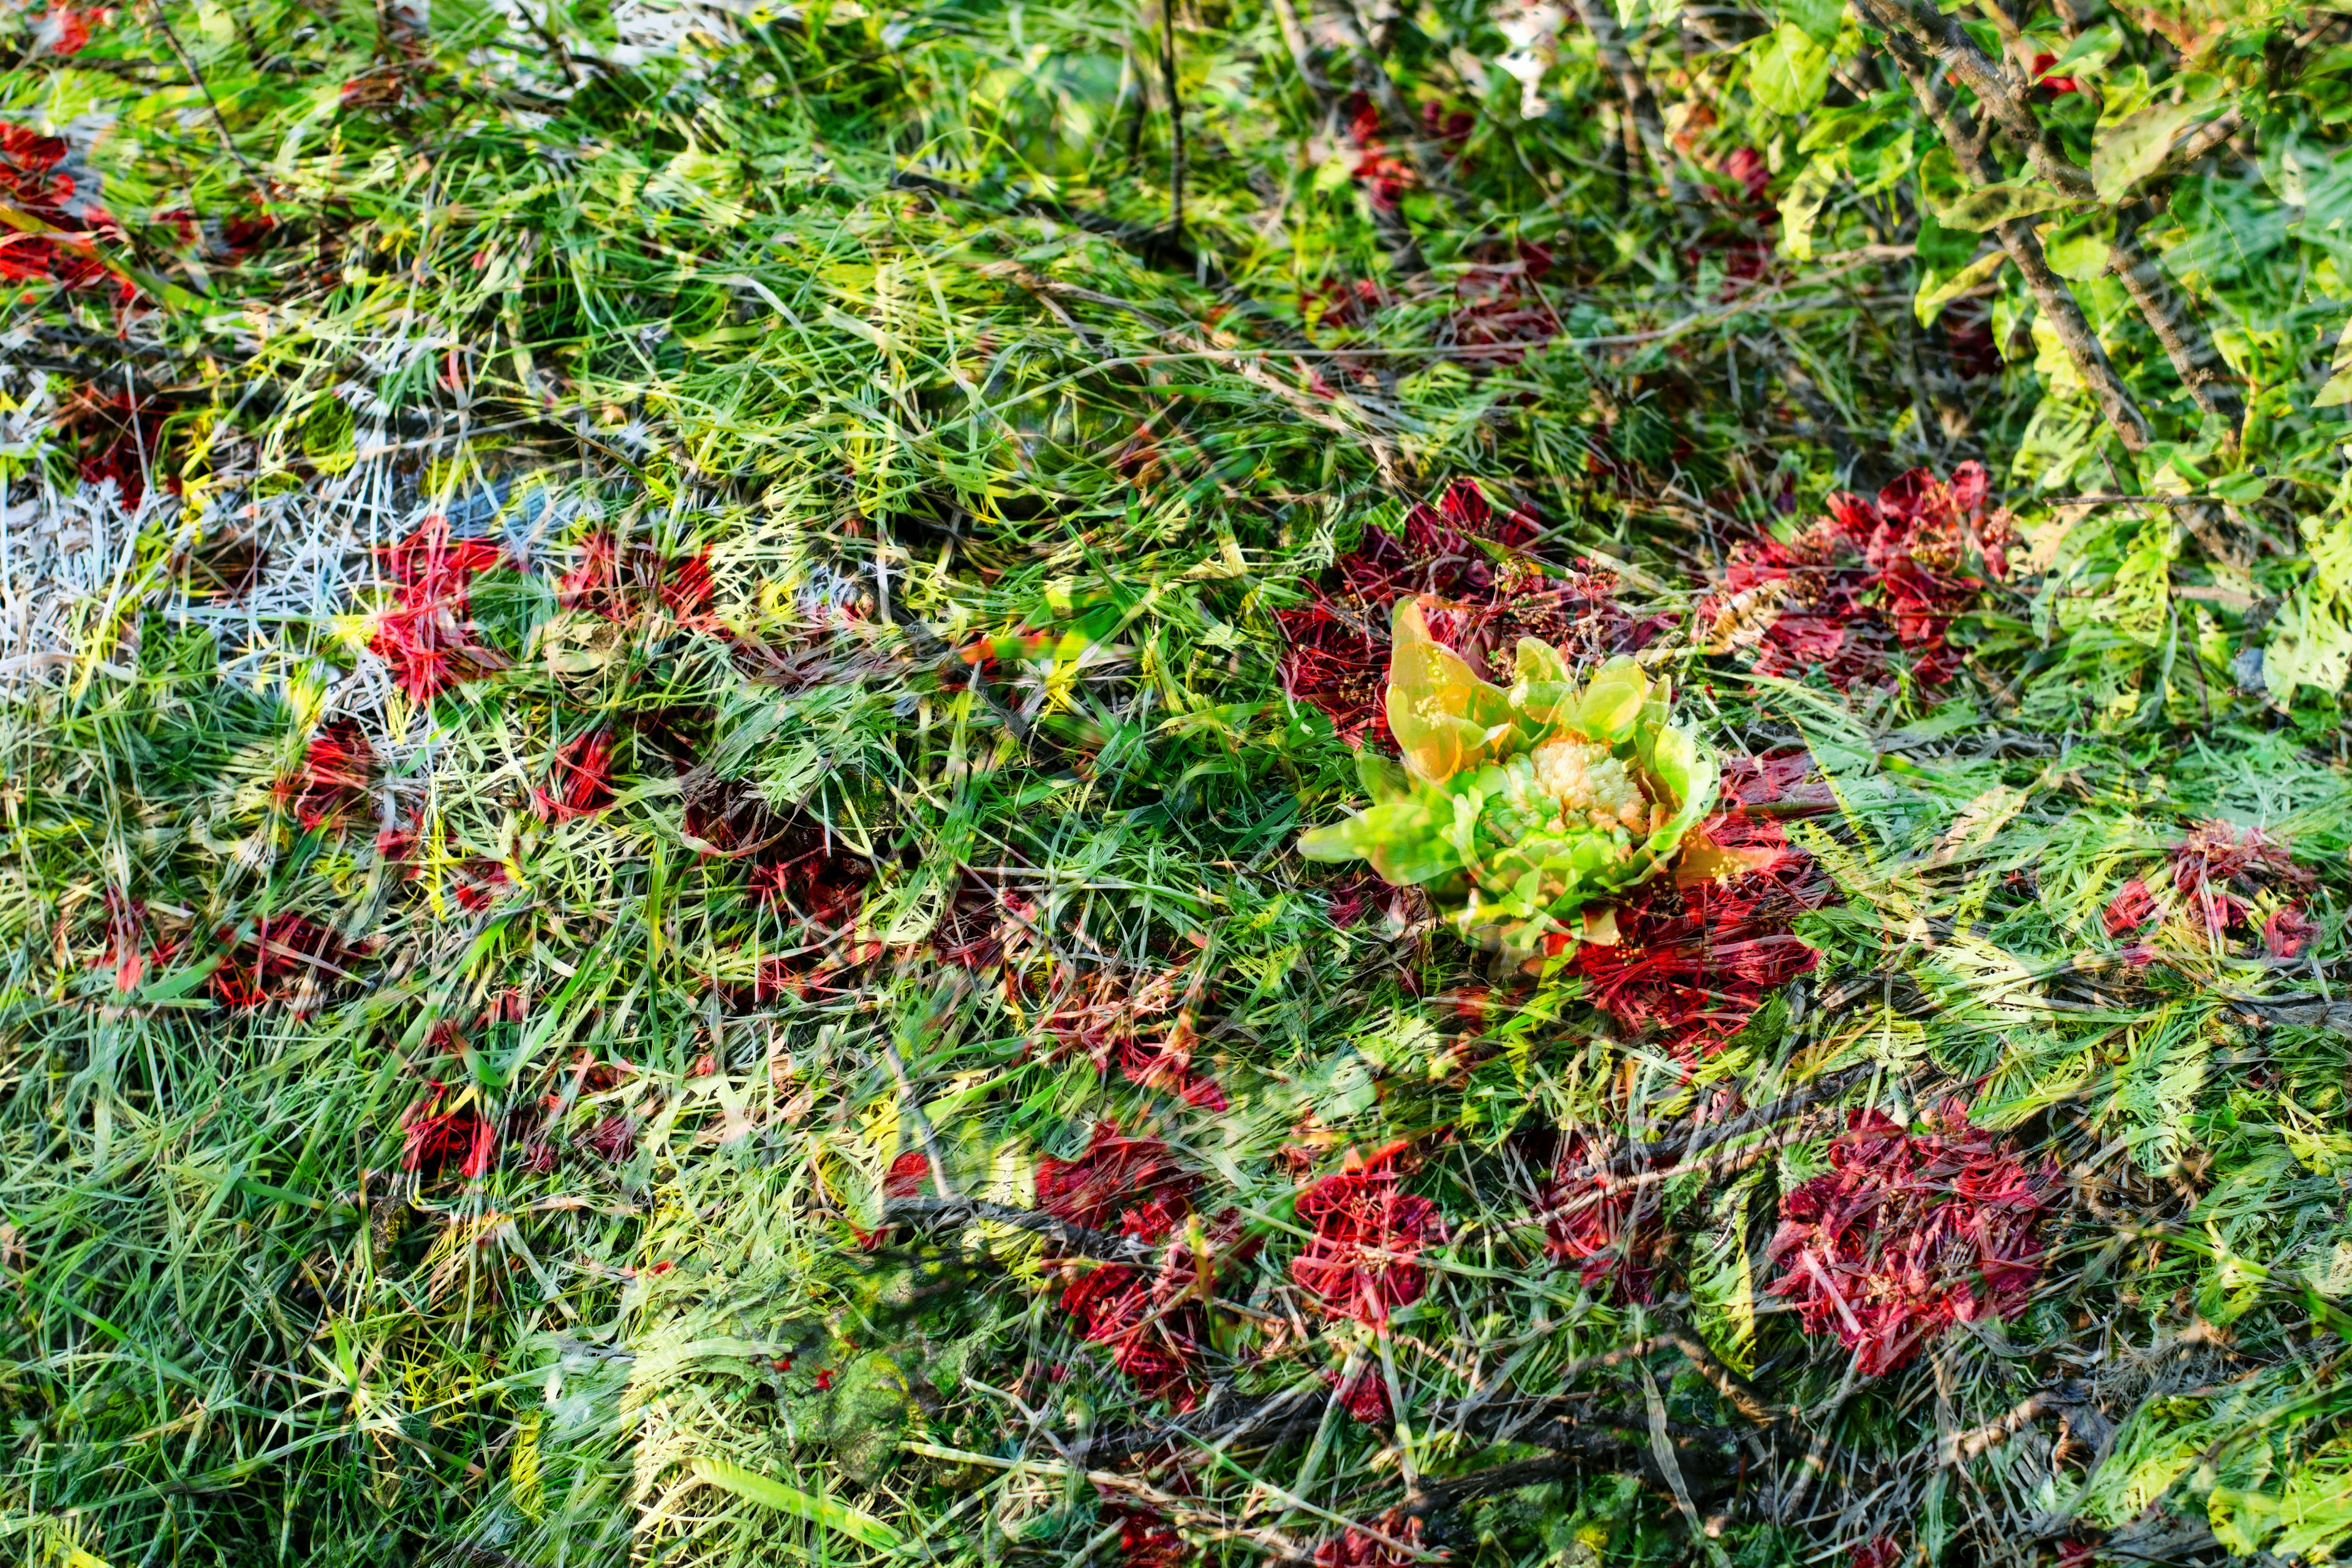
(1749, 24, 1831, 117)
(2315, 317, 2352, 407)
(2092, 99, 2204, 202)
(1776, 0, 1841, 47)
(1915, 246, 2008, 326)
(1777, 154, 1840, 260)
(690, 1456, 902, 1550)
(1934, 183, 2072, 233)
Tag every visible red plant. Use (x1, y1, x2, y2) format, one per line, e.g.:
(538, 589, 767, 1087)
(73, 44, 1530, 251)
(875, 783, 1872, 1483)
(285, 718, 374, 829)
(1444, 244, 1561, 365)
(560, 530, 720, 628)
(2169, 820, 2310, 944)
(1541, 1133, 1668, 1302)
(582, 1113, 635, 1163)
(1766, 1104, 2057, 1376)
(59, 386, 169, 507)
(2030, 51, 2081, 94)
(1327, 1362, 1391, 1426)
(210, 914, 364, 1011)
(0, 123, 123, 292)
(1291, 1143, 1447, 1329)
(1037, 1124, 1199, 1233)
(1850, 1538, 1905, 1568)
(369, 519, 510, 703)
(1313, 1510, 1422, 1568)
(746, 820, 872, 929)
(531, 730, 616, 821)
(1278, 477, 1651, 745)
(2263, 904, 2318, 961)
(1340, 94, 1414, 211)
(1570, 754, 1838, 1060)
(1038, 1128, 1254, 1406)
(1702, 462, 2020, 690)
(1110, 1506, 1189, 1568)
(402, 1092, 497, 1178)
(2103, 878, 2157, 937)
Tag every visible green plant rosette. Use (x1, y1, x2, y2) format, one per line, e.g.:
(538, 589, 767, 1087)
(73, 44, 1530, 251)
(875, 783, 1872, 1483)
(1300, 597, 1718, 971)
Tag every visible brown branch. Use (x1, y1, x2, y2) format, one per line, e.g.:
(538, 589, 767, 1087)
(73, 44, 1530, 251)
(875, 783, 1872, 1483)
(1569, 0, 1697, 210)
(1863, 0, 2244, 440)
(1860, 0, 2149, 450)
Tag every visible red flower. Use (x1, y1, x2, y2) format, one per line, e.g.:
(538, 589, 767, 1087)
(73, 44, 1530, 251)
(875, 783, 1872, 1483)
(1292, 1144, 1447, 1329)
(2264, 904, 2318, 961)
(1766, 1103, 2057, 1376)
(2102, 878, 2157, 937)
(2030, 52, 2079, 93)
(1702, 462, 2019, 690)
(814, 1368, 834, 1391)
(530, 730, 616, 821)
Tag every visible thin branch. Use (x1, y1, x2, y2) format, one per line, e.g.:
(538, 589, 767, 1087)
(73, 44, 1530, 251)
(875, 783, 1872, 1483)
(1570, 0, 1698, 210)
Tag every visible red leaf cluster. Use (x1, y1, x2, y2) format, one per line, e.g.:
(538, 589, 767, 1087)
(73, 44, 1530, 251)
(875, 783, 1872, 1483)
(210, 914, 365, 1011)
(1041, 1126, 1252, 1407)
(1340, 94, 1414, 212)
(1850, 1537, 1904, 1568)
(283, 718, 374, 829)
(2102, 877, 2157, 937)
(1443, 244, 1560, 366)
(2264, 904, 2318, 962)
(530, 730, 616, 822)
(402, 1090, 497, 1178)
(1291, 1143, 1447, 1329)
(59, 386, 168, 507)
(744, 818, 873, 932)
(1570, 754, 1838, 1060)
(370, 520, 510, 703)
(1766, 1104, 2056, 1376)
(2168, 819, 2312, 948)
(1278, 477, 1651, 746)
(1313, 1510, 1422, 1568)
(1540, 1132, 1668, 1302)
(1110, 1507, 1189, 1568)
(559, 530, 718, 628)
(1, 123, 123, 292)
(1703, 462, 2019, 690)
(1326, 1361, 1392, 1426)
(96, 890, 178, 995)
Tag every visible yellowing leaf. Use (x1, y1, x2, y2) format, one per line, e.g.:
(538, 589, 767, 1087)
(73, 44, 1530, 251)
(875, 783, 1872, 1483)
(690, 1455, 903, 1550)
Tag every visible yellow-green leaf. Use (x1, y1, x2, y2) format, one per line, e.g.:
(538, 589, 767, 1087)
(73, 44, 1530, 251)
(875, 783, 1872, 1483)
(690, 1456, 903, 1550)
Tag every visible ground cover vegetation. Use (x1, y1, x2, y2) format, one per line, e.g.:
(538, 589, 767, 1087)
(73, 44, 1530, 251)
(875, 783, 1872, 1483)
(4, 0, 2352, 1562)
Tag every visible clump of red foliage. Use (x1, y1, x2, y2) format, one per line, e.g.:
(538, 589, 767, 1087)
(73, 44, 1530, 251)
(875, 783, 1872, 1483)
(1703, 462, 2021, 690)
(59, 386, 169, 507)
(1327, 1361, 1392, 1425)
(370, 519, 511, 703)
(559, 530, 720, 629)
(1291, 1142, 1447, 1329)
(403, 1086, 498, 1178)
(2169, 820, 2314, 951)
(1340, 94, 1414, 212)
(1278, 477, 1657, 746)
(282, 718, 374, 829)
(744, 817, 873, 931)
(1766, 1103, 2057, 1376)
(1444, 241, 1561, 366)
(531, 730, 616, 822)
(1570, 753, 1838, 1060)
(1540, 1131, 1669, 1303)
(1038, 1125, 1255, 1408)
(211, 914, 368, 1011)
(1850, 1538, 1905, 1568)
(96, 890, 178, 995)
(1313, 1510, 1423, 1568)
(2102, 877, 2157, 937)
(1109, 1506, 1189, 1568)
(1, 123, 123, 292)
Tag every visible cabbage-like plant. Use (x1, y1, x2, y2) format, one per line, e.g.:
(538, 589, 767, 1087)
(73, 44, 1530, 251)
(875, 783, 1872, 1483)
(1300, 597, 1716, 970)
